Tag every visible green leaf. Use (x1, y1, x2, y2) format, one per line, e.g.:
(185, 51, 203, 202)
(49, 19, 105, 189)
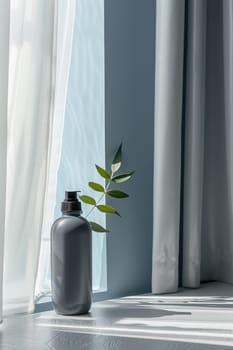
(112, 171, 135, 183)
(95, 164, 111, 180)
(79, 195, 96, 205)
(97, 204, 121, 216)
(88, 182, 105, 192)
(89, 221, 110, 233)
(107, 190, 129, 198)
(111, 143, 122, 173)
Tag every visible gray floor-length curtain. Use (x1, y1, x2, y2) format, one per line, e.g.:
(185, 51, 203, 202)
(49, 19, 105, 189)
(153, 0, 233, 293)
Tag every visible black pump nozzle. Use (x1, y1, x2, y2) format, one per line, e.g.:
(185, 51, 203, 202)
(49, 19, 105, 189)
(65, 191, 80, 201)
(61, 191, 82, 214)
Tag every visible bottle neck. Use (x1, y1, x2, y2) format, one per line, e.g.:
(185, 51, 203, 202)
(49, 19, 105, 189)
(62, 210, 81, 217)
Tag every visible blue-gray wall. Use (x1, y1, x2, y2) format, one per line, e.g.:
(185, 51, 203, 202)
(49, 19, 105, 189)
(95, 0, 156, 301)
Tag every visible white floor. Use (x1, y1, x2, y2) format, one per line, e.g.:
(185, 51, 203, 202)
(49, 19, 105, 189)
(1, 282, 233, 349)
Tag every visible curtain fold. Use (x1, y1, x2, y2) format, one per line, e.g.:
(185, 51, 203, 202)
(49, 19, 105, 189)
(0, 0, 75, 317)
(4, 0, 56, 315)
(182, 0, 207, 287)
(35, 0, 76, 298)
(152, 0, 185, 294)
(153, 0, 233, 293)
(0, 0, 10, 322)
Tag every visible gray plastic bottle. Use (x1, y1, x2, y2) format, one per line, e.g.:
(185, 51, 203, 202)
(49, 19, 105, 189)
(51, 191, 92, 315)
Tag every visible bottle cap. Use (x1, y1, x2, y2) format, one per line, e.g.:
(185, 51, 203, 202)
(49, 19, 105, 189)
(61, 191, 82, 213)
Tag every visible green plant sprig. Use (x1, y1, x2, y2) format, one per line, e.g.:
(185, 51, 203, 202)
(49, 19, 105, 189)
(79, 143, 134, 233)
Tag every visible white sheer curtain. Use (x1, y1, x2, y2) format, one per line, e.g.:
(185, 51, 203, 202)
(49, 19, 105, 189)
(35, 0, 76, 299)
(0, 0, 10, 323)
(0, 0, 75, 318)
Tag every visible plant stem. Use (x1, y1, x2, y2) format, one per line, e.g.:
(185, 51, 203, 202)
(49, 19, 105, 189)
(85, 174, 112, 219)
(85, 192, 105, 218)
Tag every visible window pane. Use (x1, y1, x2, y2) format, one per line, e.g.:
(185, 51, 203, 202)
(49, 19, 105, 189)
(35, 0, 106, 297)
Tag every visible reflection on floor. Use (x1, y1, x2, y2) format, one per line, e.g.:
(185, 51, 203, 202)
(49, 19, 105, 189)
(1, 282, 233, 349)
